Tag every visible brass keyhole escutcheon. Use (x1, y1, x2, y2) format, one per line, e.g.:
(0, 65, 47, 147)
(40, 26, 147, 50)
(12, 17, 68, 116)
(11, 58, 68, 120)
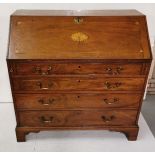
(74, 17, 83, 24)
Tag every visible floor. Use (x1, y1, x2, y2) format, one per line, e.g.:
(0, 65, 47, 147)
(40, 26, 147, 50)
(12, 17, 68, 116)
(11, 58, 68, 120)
(0, 95, 155, 152)
(142, 95, 155, 137)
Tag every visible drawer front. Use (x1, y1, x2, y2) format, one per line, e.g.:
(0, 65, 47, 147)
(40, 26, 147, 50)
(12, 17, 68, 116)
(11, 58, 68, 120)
(13, 77, 145, 91)
(19, 110, 137, 127)
(15, 93, 141, 109)
(13, 62, 143, 76)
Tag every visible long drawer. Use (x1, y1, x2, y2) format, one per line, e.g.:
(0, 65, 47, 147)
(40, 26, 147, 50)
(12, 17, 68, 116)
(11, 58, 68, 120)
(11, 62, 144, 76)
(15, 93, 141, 110)
(12, 77, 145, 91)
(18, 110, 137, 127)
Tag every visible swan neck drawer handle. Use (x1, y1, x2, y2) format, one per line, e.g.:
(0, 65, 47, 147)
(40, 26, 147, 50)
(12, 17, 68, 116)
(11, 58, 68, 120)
(104, 82, 121, 89)
(36, 82, 53, 90)
(41, 116, 53, 123)
(103, 98, 119, 105)
(101, 115, 115, 123)
(38, 98, 55, 105)
(106, 66, 123, 75)
(32, 66, 52, 75)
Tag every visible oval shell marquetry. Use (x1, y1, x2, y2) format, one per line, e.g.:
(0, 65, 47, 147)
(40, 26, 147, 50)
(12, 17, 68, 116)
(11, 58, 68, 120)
(71, 32, 88, 42)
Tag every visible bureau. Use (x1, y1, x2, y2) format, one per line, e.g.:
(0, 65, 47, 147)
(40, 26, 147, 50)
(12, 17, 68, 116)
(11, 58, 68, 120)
(7, 10, 152, 142)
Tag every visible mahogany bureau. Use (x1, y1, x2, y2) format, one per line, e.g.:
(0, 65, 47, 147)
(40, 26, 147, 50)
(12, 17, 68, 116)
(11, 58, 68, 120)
(7, 10, 152, 142)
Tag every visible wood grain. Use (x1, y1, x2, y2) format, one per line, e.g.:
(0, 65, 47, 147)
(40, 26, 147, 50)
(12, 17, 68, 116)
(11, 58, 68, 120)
(18, 110, 137, 127)
(13, 62, 144, 76)
(12, 77, 145, 91)
(7, 10, 152, 142)
(8, 14, 151, 59)
(15, 93, 141, 110)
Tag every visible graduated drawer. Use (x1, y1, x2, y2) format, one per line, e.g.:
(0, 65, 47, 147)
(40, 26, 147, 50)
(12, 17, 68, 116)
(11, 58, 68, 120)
(15, 93, 141, 110)
(12, 77, 145, 91)
(18, 110, 137, 127)
(11, 62, 144, 76)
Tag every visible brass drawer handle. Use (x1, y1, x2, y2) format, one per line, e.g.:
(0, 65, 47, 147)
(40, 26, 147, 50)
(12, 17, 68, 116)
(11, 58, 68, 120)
(32, 66, 52, 75)
(106, 66, 123, 75)
(104, 82, 121, 89)
(41, 116, 53, 123)
(36, 82, 53, 90)
(74, 17, 83, 24)
(38, 98, 55, 105)
(101, 115, 115, 123)
(103, 98, 119, 105)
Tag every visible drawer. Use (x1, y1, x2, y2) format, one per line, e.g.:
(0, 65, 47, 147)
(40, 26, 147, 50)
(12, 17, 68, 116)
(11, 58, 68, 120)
(12, 62, 143, 76)
(15, 93, 141, 109)
(19, 110, 137, 127)
(13, 77, 145, 91)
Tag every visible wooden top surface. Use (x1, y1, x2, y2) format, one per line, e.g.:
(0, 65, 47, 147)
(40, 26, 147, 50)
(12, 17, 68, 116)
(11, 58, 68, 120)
(12, 10, 144, 16)
(8, 10, 152, 60)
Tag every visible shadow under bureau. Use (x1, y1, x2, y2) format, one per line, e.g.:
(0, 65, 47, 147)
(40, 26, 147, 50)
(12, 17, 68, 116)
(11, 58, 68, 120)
(7, 10, 152, 142)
